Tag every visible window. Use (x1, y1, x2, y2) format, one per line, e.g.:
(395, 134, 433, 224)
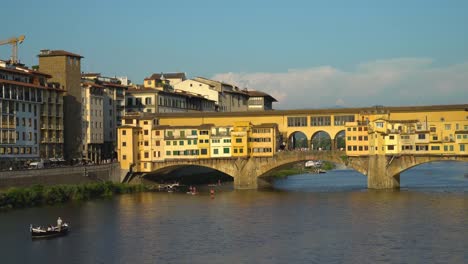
(156, 141, 160, 146)
(389, 135, 395, 140)
(144, 130, 149, 135)
(418, 134, 426, 140)
(201, 149, 208, 155)
(334, 115, 355, 126)
(287, 117, 307, 127)
(122, 155, 126, 160)
(375, 122, 384, 128)
(311, 116, 331, 126)
(145, 97, 152, 105)
(388, 145, 395, 150)
(236, 138, 242, 143)
(460, 144, 465, 151)
(166, 151, 171, 156)
(214, 149, 219, 155)
(144, 152, 149, 158)
(122, 142, 126, 147)
(445, 124, 451, 130)
(223, 148, 230, 154)
(179, 141, 184, 146)
(431, 146, 440, 151)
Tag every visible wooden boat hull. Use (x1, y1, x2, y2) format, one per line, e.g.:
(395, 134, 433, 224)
(31, 226, 69, 239)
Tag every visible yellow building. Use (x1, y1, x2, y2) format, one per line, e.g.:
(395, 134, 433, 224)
(197, 125, 212, 158)
(117, 104, 468, 173)
(164, 126, 200, 160)
(345, 121, 370, 156)
(249, 124, 278, 157)
(117, 125, 140, 171)
(231, 121, 250, 157)
(210, 126, 232, 158)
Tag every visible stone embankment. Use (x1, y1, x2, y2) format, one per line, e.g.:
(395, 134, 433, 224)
(0, 163, 123, 189)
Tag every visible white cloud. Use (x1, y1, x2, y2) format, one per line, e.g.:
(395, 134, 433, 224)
(212, 58, 468, 109)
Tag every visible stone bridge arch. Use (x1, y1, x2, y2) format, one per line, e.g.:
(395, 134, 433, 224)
(367, 155, 468, 189)
(130, 151, 370, 189)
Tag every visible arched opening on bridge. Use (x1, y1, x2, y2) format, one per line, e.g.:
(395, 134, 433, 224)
(334, 130, 346, 151)
(259, 160, 367, 191)
(310, 131, 332, 150)
(288, 131, 308, 150)
(399, 161, 468, 189)
(141, 165, 234, 188)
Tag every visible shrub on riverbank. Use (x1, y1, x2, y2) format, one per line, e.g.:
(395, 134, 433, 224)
(0, 182, 148, 210)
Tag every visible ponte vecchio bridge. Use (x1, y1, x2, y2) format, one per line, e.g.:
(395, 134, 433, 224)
(118, 104, 468, 189)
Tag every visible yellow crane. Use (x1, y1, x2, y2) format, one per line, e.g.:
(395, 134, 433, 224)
(0, 35, 26, 64)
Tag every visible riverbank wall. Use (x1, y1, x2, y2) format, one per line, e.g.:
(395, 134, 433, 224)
(0, 163, 122, 189)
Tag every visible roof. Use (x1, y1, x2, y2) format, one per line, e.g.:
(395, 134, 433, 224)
(246, 90, 278, 102)
(145, 72, 186, 80)
(38, 50, 84, 58)
(253, 123, 278, 128)
(0, 79, 63, 91)
(155, 124, 214, 130)
(100, 81, 128, 89)
(0, 65, 52, 78)
(81, 81, 105, 89)
(152, 104, 468, 118)
(192, 77, 219, 87)
(126, 88, 159, 94)
(82, 73, 101, 77)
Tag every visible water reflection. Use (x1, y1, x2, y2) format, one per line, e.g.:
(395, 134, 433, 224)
(0, 162, 466, 263)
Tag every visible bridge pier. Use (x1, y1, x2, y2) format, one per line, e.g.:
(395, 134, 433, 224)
(367, 155, 400, 189)
(233, 158, 259, 189)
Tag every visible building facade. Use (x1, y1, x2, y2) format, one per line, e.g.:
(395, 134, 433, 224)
(0, 60, 64, 168)
(81, 82, 104, 163)
(125, 88, 215, 114)
(117, 113, 279, 172)
(246, 90, 277, 111)
(38, 50, 83, 161)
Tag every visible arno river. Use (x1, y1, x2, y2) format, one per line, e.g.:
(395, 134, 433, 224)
(1, 162, 467, 264)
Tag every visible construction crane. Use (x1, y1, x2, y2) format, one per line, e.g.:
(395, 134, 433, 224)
(0, 35, 26, 64)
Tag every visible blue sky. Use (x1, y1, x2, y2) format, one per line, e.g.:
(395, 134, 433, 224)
(2, 0, 468, 108)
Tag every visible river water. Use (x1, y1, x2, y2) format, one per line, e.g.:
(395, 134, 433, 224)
(1, 162, 467, 264)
